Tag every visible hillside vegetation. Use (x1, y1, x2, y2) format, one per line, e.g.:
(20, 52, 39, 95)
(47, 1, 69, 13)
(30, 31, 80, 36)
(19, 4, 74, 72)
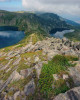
(0, 10, 71, 38)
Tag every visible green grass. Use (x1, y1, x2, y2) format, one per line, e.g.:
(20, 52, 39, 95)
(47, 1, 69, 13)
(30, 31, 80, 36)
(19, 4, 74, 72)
(65, 55, 79, 61)
(53, 79, 69, 95)
(39, 55, 78, 99)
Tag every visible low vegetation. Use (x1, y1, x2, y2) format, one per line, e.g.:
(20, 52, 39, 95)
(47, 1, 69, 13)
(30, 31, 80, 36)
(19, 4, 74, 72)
(39, 55, 78, 99)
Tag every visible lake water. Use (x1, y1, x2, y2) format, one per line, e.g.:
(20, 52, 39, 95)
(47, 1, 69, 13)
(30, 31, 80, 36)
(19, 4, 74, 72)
(0, 30, 25, 48)
(50, 29, 74, 39)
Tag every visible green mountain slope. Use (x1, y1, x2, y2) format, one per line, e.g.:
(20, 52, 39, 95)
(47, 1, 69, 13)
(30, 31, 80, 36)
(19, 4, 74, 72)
(0, 10, 71, 36)
(1, 10, 80, 42)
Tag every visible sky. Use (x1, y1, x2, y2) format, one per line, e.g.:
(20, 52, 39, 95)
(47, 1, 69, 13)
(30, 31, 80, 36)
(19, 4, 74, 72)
(0, 0, 80, 22)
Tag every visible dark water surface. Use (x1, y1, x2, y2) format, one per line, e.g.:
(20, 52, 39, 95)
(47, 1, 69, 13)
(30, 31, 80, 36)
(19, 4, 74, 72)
(0, 26, 25, 48)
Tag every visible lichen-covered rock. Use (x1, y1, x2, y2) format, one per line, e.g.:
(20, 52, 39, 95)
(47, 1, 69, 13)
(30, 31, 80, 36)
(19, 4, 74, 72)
(24, 79, 35, 96)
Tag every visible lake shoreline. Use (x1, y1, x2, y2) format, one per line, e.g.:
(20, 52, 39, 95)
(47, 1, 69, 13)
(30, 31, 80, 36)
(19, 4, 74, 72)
(50, 29, 74, 39)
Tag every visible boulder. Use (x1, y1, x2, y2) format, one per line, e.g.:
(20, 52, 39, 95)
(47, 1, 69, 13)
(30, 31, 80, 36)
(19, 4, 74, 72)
(53, 86, 80, 100)
(14, 91, 20, 100)
(11, 71, 23, 82)
(53, 74, 59, 80)
(34, 56, 40, 62)
(20, 68, 33, 77)
(68, 67, 80, 86)
(24, 79, 35, 96)
(63, 74, 69, 80)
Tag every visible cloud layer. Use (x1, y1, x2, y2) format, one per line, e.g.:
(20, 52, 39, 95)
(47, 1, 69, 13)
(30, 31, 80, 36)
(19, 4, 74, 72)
(0, 0, 80, 18)
(22, 0, 80, 16)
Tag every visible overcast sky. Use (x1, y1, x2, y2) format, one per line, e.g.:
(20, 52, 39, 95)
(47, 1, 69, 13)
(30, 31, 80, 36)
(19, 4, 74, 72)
(0, 0, 80, 22)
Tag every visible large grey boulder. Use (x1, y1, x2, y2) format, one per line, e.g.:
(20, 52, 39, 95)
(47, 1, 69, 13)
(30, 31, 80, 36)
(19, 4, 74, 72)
(20, 68, 33, 78)
(24, 79, 35, 96)
(68, 66, 80, 86)
(53, 86, 80, 100)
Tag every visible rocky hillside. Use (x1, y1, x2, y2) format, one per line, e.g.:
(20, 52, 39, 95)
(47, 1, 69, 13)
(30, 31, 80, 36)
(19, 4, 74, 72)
(0, 34, 80, 100)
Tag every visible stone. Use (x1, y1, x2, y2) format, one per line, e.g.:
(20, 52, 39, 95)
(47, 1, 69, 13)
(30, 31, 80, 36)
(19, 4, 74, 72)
(47, 50, 58, 60)
(53, 86, 80, 100)
(11, 71, 23, 82)
(24, 79, 35, 96)
(34, 56, 40, 62)
(0, 80, 3, 85)
(27, 57, 31, 61)
(20, 68, 33, 77)
(14, 91, 20, 100)
(68, 67, 80, 86)
(63, 74, 69, 80)
(35, 62, 43, 78)
(53, 74, 59, 80)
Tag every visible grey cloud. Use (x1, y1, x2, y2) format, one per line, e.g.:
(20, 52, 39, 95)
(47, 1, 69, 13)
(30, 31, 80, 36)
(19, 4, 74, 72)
(39, 0, 80, 4)
(22, 0, 80, 17)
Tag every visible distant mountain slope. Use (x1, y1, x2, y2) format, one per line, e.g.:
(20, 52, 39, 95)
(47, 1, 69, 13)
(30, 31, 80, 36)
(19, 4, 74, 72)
(65, 19, 80, 26)
(0, 10, 71, 37)
(38, 13, 70, 28)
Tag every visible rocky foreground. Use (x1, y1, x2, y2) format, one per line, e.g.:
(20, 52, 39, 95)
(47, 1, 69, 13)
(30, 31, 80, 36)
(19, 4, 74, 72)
(0, 36, 80, 100)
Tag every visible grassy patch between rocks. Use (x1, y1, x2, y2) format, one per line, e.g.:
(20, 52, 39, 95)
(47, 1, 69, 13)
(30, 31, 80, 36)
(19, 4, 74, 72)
(39, 55, 78, 99)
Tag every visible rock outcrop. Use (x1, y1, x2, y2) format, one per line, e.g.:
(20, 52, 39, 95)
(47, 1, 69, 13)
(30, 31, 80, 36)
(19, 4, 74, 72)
(54, 86, 80, 100)
(0, 37, 80, 100)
